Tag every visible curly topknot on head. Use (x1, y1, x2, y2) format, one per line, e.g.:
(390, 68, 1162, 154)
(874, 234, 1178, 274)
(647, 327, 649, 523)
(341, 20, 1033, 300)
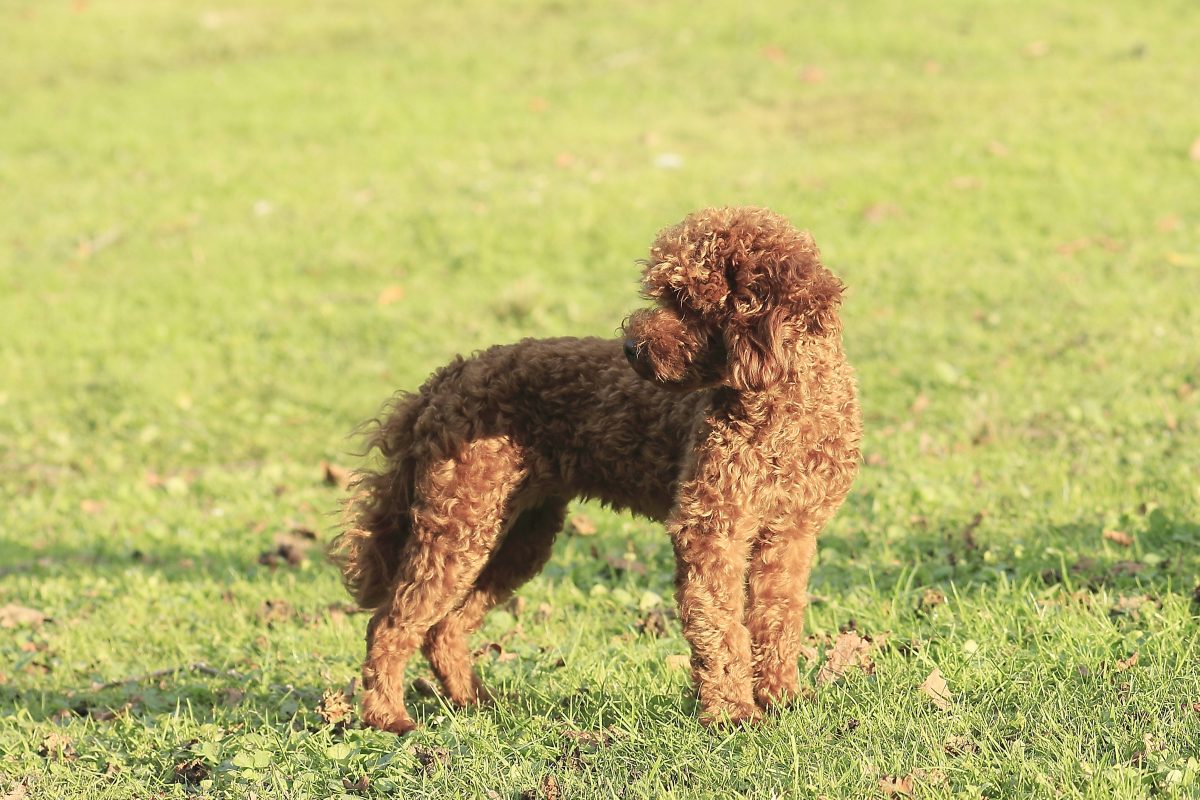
(643, 206, 842, 334)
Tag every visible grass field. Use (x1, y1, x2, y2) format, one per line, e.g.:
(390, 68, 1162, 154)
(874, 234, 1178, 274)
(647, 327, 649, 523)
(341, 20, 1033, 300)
(2, 1, 1199, 797)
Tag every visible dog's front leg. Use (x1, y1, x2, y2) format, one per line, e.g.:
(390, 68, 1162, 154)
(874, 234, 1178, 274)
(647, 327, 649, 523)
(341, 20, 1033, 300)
(669, 481, 761, 728)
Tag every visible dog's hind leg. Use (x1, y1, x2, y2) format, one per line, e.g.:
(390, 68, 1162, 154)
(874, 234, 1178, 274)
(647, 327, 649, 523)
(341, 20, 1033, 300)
(359, 437, 524, 735)
(422, 498, 568, 707)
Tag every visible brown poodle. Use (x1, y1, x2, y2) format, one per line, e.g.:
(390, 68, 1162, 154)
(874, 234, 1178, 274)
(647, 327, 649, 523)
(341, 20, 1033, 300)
(331, 207, 862, 734)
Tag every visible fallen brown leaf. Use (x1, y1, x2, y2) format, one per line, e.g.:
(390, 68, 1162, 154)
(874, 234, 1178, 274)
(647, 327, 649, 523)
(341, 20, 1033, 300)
(1190, 137, 1200, 162)
(1, 781, 29, 800)
(173, 758, 209, 785)
(258, 599, 293, 626)
(505, 596, 527, 617)
(343, 774, 370, 793)
(321, 461, 351, 490)
(1115, 652, 1139, 672)
(637, 608, 671, 638)
(604, 554, 645, 576)
(909, 393, 931, 415)
(918, 588, 945, 613)
(1103, 529, 1134, 547)
(878, 774, 913, 797)
(1111, 561, 1145, 576)
(944, 734, 978, 755)
(920, 667, 952, 710)
(539, 774, 561, 800)
(38, 733, 77, 762)
(0, 604, 48, 629)
(412, 745, 450, 775)
(567, 513, 597, 536)
(815, 631, 874, 686)
(863, 202, 902, 224)
(563, 728, 611, 752)
(798, 65, 826, 83)
(475, 642, 518, 663)
(376, 285, 405, 306)
(80, 498, 105, 514)
(1156, 214, 1182, 233)
(316, 688, 355, 728)
(1110, 594, 1155, 619)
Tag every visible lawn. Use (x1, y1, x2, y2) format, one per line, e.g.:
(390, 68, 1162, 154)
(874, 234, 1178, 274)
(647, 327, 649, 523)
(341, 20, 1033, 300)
(2, 0, 1199, 797)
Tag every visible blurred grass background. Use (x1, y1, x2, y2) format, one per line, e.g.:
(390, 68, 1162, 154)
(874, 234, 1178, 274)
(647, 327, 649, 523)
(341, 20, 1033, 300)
(1, 1, 1199, 797)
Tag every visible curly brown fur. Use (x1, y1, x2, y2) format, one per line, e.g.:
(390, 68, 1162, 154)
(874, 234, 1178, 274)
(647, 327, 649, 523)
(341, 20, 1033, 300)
(330, 207, 862, 734)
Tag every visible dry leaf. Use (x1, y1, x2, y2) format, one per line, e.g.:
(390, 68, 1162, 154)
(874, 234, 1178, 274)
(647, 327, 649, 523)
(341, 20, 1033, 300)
(1, 781, 29, 800)
(321, 461, 351, 490)
(1115, 652, 1139, 672)
(1156, 214, 1182, 233)
(863, 202, 902, 224)
(173, 759, 209, 785)
(1190, 137, 1200, 161)
(316, 688, 355, 728)
(80, 498, 105, 514)
(816, 631, 874, 686)
(918, 588, 946, 613)
(878, 774, 913, 797)
(920, 667, 952, 709)
(0, 605, 48, 629)
(762, 45, 786, 63)
(412, 746, 450, 775)
(343, 775, 370, 793)
(798, 65, 826, 83)
(909, 393, 931, 415)
(563, 728, 611, 751)
(1111, 561, 1145, 576)
(1111, 594, 1154, 619)
(604, 554, 645, 576)
(944, 735, 978, 755)
(538, 774, 561, 800)
(376, 285, 405, 306)
(475, 642, 518, 663)
(1103, 529, 1134, 547)
(258, 599, 293, 626)
(38, 733, 77, 762)
(637, 608, 671, 638)
(567, 513, 597, 536)
(534, 602, 554, 622)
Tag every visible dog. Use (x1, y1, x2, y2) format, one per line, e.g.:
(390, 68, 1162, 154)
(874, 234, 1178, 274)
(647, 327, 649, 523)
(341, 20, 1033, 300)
(331, 206, 862, 733)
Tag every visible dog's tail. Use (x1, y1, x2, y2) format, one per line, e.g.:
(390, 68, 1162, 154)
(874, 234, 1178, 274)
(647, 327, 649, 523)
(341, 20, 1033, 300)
(328, 391, 424, 610)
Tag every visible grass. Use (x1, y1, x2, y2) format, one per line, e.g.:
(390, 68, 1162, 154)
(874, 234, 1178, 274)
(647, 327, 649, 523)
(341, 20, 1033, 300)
(2, 0, 1199, 797)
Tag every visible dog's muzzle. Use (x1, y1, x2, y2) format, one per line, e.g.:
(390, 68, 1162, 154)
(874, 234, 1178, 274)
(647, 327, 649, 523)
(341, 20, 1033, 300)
(623, 339, 639, 365)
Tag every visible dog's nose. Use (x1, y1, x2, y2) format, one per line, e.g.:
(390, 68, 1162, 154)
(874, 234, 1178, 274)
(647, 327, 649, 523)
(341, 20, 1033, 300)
(623, 339, 639, 363)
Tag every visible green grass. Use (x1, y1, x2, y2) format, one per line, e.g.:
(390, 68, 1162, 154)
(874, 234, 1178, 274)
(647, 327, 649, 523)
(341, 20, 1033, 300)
(2, 0, 1199, 797)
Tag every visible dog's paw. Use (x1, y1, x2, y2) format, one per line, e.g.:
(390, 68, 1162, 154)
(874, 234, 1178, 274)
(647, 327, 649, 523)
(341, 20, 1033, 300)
(699, 701, 764, 730)
(361, 692, 418, 735)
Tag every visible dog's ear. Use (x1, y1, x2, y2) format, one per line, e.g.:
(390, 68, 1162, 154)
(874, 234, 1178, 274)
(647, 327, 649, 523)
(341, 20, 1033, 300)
(724, 240, 846, 391)
(724, 307, 789, 392)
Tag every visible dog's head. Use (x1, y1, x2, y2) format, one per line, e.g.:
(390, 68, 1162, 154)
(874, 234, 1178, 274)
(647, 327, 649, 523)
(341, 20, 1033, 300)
(622, 207, 844, 392)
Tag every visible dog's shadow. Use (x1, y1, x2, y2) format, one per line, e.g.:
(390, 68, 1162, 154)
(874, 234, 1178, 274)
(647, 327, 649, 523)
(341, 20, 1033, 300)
(8, 509, 1196, 731)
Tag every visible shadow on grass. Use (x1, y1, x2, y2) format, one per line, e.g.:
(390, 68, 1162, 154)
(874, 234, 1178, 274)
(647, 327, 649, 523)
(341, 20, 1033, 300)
(818, 505, 1200, 603)
(5, 510, 1195, 730)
